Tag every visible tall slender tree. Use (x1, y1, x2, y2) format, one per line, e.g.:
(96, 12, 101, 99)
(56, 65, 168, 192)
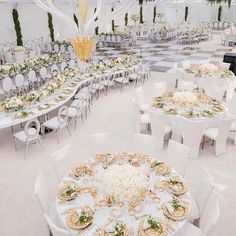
(47, 12, 55, 42)
(12, 9, 23, 46)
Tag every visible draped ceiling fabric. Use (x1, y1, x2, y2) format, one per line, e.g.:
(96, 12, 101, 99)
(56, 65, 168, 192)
(0, 0, 236, 43)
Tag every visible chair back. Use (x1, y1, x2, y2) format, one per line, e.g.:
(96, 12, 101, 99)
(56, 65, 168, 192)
(54, 44, 59, 52)
(24, 119, 41, 141)
(51, 64, 59, 75)
(215, 117, 233, 155)
(28, 70, 37, 82)
(60, 62, 67, 72)
(44, 214, 71, 236)
(166, 140, 190, 176)
(89, 132, 113, 156)
(199, 192, 220, 236)
(132, 133, 158, 158)
(34, 173, 50, 213)
(182, 119, 205, 158)
(69, 60, 75, 69)
(2, 77, 13, 92)
(52, 144, 71, 182)
(4, 51, 13, 63)
(60, 45, 65, 53)
(58, 106, 68, 126)
(40, 67, 47, 80)
(135, 87, 145, 109)
(178, 81, 195, 91)
(154, 82, 166, 97)
(15, 74, 25, 88)
(149, 111, 170, 149)
(208, 85, 225, 101)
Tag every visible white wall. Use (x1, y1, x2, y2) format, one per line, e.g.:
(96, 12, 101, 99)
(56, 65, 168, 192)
(0, 2, 235, 44)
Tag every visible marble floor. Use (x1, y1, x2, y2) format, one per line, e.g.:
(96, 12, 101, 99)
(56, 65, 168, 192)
(0, 34, 236, 236)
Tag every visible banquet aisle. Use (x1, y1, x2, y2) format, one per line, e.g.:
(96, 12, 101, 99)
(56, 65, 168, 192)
(0, 70, 236, 236)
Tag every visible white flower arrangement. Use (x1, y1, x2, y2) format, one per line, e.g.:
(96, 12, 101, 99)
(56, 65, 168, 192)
(102, 164, 148, 203)
(1, 97, 24, 111)
(173, 91, 198, 105)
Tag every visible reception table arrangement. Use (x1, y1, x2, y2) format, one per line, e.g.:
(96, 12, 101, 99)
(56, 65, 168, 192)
(185, 63, 234, 79)
(152, 90, 225, 119)
(0, 52, 68, 79)
(56, 152, 191, 235)
(0, 55, 141, 130)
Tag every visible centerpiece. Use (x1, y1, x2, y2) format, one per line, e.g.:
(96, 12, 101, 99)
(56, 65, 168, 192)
(102, 164, 149, 203)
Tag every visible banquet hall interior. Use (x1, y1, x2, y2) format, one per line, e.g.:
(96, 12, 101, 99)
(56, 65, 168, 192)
(1, 0, 236, 236)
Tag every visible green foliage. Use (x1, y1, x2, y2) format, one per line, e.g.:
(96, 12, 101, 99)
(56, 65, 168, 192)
(47, 12, 54, 42)
(111, 7, 115, 32)
(140, 6, 144, 24)
(218, 5, 222, 21)
(12, 9, 23, 46)
(73, 13, 79, 27)
(153, 6, 157, 23)
(207, 0, 231, 8)
(184, 6, 189, 21)
(125, 13, 128, 26)
(94, 8, 99, 35)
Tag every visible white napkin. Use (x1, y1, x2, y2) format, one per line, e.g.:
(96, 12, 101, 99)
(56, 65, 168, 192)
(143, 218, 150, 230)
(166, 203, 175, 214)
(104, 223, 114, 233)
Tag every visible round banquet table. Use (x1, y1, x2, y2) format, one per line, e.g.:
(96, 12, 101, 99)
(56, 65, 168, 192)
(0, 63, 140, 130)
(146, 104, 226, 141)
(56, 153, 191, 235)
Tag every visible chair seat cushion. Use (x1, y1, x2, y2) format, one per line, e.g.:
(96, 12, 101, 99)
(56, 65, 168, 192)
(128, 73, 137, 80)
(114, 77, 129, 84)
(61, 107, 78, 118)
(100, 80, 115, 87)
(205, 127, 218, 140)
(43, 117, 65, 130)
(14, 128, 38, 142)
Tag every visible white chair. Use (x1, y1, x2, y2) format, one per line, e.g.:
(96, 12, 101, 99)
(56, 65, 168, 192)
(60, 62, 67, 72)
(89, 132, 113, 157)
(44, 213, 71, 236)
(114, 71, 130, 92)
(14, 74, 25, 91)
(185, 166, 215, 223)
(131, 133, 158, 158)
(149, 112, 172, 149)
(13, 118, 44, 158)
(54, 44, 59, 53)
(166, 140, 190, 176)
(40, 67, 50, 83)
(51, 144, 72, 182)
(4, 51, 13, 63)
(208, 85, 226, 102)
(14, 51, 25, 63)
(1, 77, 13, 96)
(203, 117, 233, 156)
(135, 87, 149, 112)
(61, 99, 84, 130)
(42, 106, 72, 144)
(28, 70, 38, 88)
(132, 98, 150, 133)
(178, 81, 197, 91)
(153, 82, 166, 97)
(35, 173, 61, 229)
(100, 72, 115, 95)
(178, 191, 220, 236)
(51, 64, 59, 76)
(182, 119, 205, 158)
(69, 60, 75, 69)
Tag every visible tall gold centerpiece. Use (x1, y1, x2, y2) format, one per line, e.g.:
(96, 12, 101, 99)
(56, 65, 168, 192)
(71, 0, 96, 62)
(71, 37, 96, 62)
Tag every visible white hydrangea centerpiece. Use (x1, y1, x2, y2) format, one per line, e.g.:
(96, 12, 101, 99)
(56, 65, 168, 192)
(102, 164, 149, 203)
